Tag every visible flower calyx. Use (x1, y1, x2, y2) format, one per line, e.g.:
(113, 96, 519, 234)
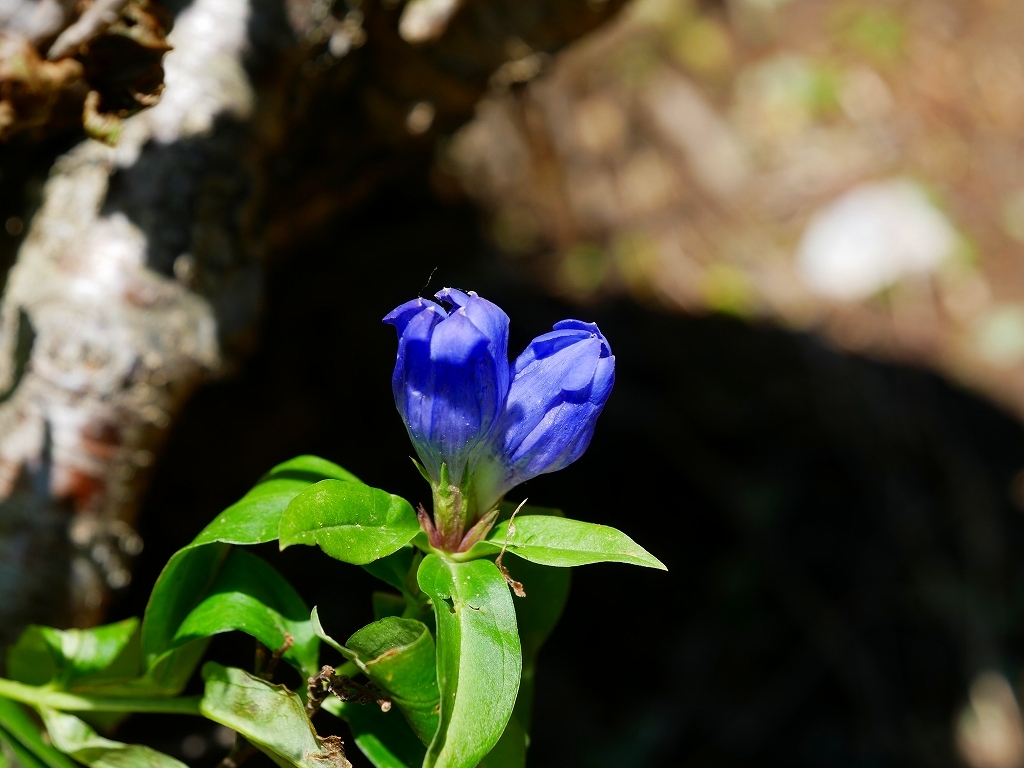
(416, 462, 499, 553)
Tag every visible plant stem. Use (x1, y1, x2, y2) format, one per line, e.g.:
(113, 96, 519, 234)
(0, 678, 203, 715)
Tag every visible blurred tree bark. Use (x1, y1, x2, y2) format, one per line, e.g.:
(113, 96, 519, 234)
(0, 0, 624, 641)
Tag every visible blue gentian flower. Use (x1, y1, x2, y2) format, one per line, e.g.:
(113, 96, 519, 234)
(472, 320, 615, 514)
(383, 288, 510, 487)
(385, 291, 613, 551)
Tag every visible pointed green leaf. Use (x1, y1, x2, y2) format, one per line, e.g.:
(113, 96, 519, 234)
(140, 544, 316, 693)
(321, 699, 424, 768)
(38, 708, 186, 768)
(363, 549, 429, 620)
(134, 457, 354, 691)
(311, 609, 438, 744)
(309, 607, 347, 658)
(100, 643, 209, 698)
(362, 548, 420, 597)
(127, 538, 221, 696)
(200, 663, 351, 768)
(495, 502, 563, 521)
(0, 700, 76, 768)
(142, 543, 230, 669)
(371, 593, 407, 621)
(172, 549, 319, 677)
(342, 618, 440, 745)
(6, 630, 60, 688)
(417, 555, 521, 768)
(477, 556, 571, 767)
(0, 726, 47, 768)
(6, 620, 141, 691)
(192, 456, 359, 547)
(503, 556, 571, 672)
(476, 714, 526, 768)
(461, 516, 665, 569)
(279, 481, 420, 565)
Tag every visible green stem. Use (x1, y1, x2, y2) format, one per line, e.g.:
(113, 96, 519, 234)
(0, 678, 203, 716)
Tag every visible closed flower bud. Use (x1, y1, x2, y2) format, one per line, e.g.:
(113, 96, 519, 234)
(383, 288, 510, 486)
(473, 319, 615, 512)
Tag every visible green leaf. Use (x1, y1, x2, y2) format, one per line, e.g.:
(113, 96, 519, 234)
(6, 620, 141, 690)
(321, 699, 424, 768)
(477, 556, 572, 767)
(310, 607, 346, 657)
(505, 556, 570, 731)
(142, 544, 230, 670)
(371, 593, 407, 621)
(0, 726, 46, 768)
(495, 502, 563, 522)
(200, 663, 351, 768)
(132, 545, 218, 696)
(0, 700, 76, 768)
(461, 516, 666, 570)
(311, 606, 439, 745)
(311, 610, 440, 749)
(38, 708, 186, 768)
(136, 455, 355, 688)
(268, 455, 360, 485)
(6, 630, 59, 688)
(363, 548, 420, 597)
(279, 481, 420, 565)
(107, 644, 208, 699)
(172, 549, 319, 677)
(134, 457, 354, 691)
(140, 544, 316, 693)
(417, 555, 521, 768)
(192, 456, 359, 548)
(342, 618, 439, 745)
(476, 714, 526, 768)
(363, 549, 430, 621)
(503, 557, 571, 671)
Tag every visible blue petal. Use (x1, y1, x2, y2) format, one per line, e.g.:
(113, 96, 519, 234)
(434, 287, 471, 307)
(383, 298, 445, 334)
(589, 354, 616, 405)
(437, 288, 511, 398)
(513, 342, 600, 446)
(553, 318, 603, 335)
(391, 305, 445, 410)
(511, 319, 611, 375)
(392, 309, 447, 475)
(437, 289, 509, 350)
(503, 337, 602, 449)
(511, 329, 587, 375)
(471, 319, 615, 510)
(509, 398, 598, 473)
(553, 319, 611, 354)
(387, 298, 510, 485)
(430, 310, 489, 364)
(431, 376, 496, 475)
(512, 355, 615, 474)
